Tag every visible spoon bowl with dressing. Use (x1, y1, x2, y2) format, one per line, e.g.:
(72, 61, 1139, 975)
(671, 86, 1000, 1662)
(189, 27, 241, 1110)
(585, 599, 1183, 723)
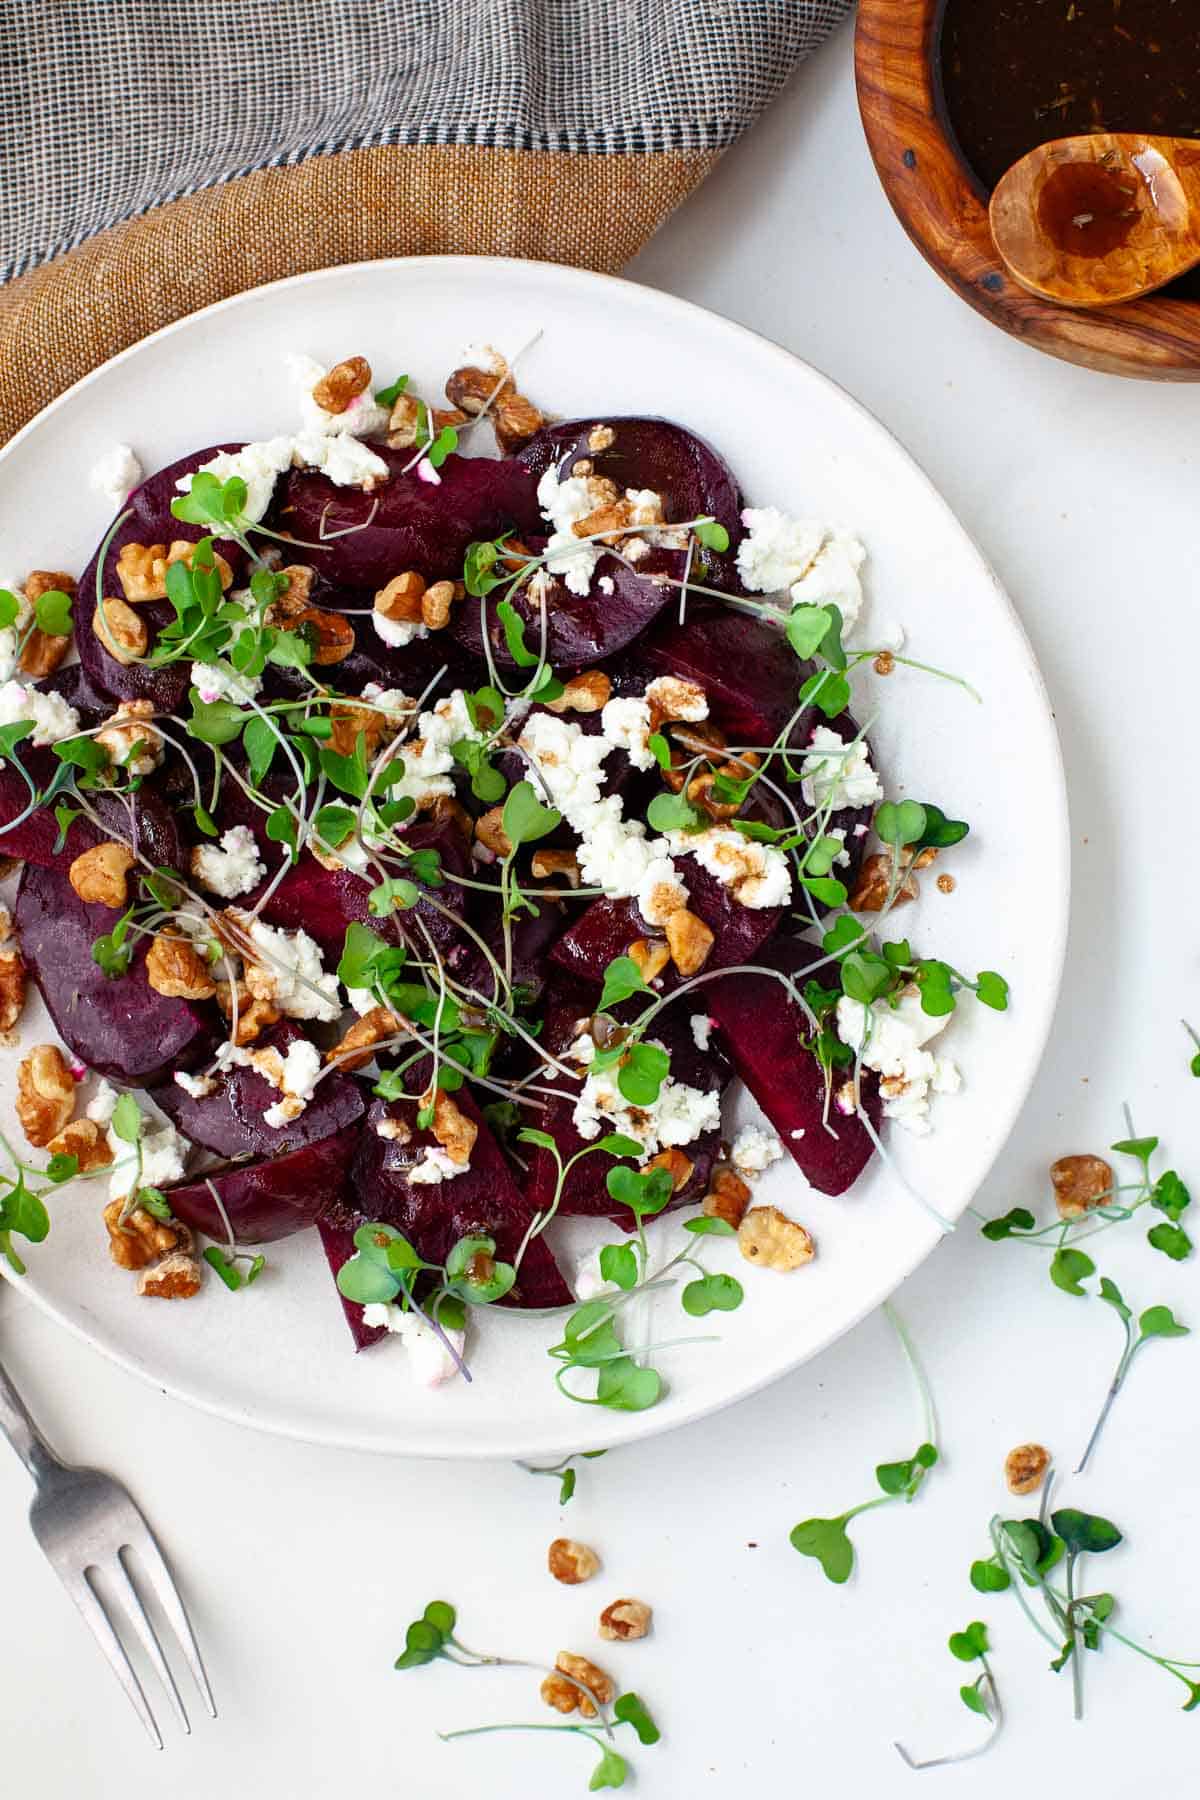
(990, 133, 1200, 308)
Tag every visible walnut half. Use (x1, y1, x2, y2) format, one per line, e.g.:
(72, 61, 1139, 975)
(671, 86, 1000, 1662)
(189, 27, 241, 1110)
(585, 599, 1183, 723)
(16, 1044, 76, 1148)
(737, 1206, 815, 1272)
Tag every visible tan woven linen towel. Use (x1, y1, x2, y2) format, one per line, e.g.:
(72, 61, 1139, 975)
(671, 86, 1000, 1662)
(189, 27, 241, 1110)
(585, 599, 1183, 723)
(0, 0, 851, 445)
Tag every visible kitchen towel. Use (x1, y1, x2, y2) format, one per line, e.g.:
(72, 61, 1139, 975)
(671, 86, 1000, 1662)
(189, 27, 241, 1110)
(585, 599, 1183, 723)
(0, 0, 851, 442)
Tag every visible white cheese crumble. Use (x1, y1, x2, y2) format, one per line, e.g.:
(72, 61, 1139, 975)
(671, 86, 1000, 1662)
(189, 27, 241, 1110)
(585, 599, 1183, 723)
(537, 466, 609, 596)
(406, 1146, 469, 1185)
(89, 443, 144, 509)
(690, 1013, 713, 1051)
(262, 1039, 321, 1129)
(600, 695, 654, 771)
(234, 916, 341, 1022)
(184, 438, 296, 525)
(191, 659, 263, 705)
(174, 1070, 216, 1099)
(669, 823, 792, 910)
(573, 1246, 611, 1302)
(801, 727, 884, 812)
(87, 1082, 189, 1203)
(788, 530, 866, 634)
(0, 582, 31, 685)
(731, 1125, 785, 1176)
(291, 430, 389, 489)
(835, 988, 961, 1137)
(383, 687, 485, 810)
(359, 1303, 466, 1385)
(0, 679, 80, 759)
(372, 610, 429, 650)
(191, 824, 266, 898)
(736, 507, 825, 593)
(570, 1034, 720, 1157)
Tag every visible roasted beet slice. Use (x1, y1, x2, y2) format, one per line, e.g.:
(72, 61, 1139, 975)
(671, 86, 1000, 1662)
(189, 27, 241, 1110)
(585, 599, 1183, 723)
(702, 936, 881, 1196)
(451, 554, 683, 674)
(274, 448, 541, 590)
(248, 815, 471, 965)
(322, 1084, 572, 1348)
(0, 765, 186, 876)
(639, 605, 805, 746)
(75, 445, 246, 712)
(549, 855, 783, 987)
(165, 1124, 360, 1244)
(15, 863, 215, 1085)
(151, 1020, 365, 1160)
(521, 976, 730, 1228)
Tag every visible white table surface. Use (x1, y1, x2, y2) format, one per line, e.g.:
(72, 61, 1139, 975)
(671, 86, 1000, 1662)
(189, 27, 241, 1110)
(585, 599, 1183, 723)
(4, 25, 1198, 1797)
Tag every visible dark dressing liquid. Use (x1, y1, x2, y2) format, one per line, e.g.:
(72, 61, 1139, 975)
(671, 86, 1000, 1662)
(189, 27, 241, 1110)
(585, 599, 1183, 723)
(938, 0, 1200, 294)
(1037, 160, 1140, 254)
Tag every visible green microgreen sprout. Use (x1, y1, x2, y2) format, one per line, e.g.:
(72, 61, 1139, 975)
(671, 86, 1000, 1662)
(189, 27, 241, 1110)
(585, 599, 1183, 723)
(0, 1129, 82, 1274)
(789, 1302, 938, 1583)
(518, 1449, 609, 1505)
(393, 1598, 660, 1791)
(1074, 1281, 1188, 1473)
(894, 1621, 1002, 1770)
(1184, 1019, 1200, 1078)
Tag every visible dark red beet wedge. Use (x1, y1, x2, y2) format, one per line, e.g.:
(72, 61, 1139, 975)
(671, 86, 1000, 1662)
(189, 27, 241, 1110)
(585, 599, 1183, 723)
(639, 605, 806, 746)
(151, 1020, 365, 1160)
(165, 1124, 360, 1245)
(702, 935, 881, 1196)
(275, 447, 541, 590)
(15, 863, 215, 1085)
(76, 445, 246, 712)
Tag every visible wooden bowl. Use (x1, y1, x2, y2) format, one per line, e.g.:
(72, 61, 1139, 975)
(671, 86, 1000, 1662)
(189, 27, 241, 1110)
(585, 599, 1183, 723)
(854, 0, 1200, 379)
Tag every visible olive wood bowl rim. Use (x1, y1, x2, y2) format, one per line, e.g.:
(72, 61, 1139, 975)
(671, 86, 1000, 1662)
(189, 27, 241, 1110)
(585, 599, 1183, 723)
(853, 0, 1200, 381)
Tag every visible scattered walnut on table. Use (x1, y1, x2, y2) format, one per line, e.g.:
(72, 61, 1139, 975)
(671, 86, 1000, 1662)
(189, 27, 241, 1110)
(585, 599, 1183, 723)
(93, 596, 147, 664)
(146, 930, 218, 1001)
(386, 392, 422, 448)
(737, 1206, 815, 1272)
(68, 841, 135, 909)
(103, 1202, 192, 1270)
(311, 356, 371, 415)
(16, 1044, 75, 1148)
(1005, 1442, 1051, 1495)
(541, 1652, 615, 1719)
(46, 1116, 114, 1173)
(548, 1537, 601, 1585)
(598, 1598, 653, 1642)
(493, 390, 546, 454)
(1050, 1153, 1114, 1220)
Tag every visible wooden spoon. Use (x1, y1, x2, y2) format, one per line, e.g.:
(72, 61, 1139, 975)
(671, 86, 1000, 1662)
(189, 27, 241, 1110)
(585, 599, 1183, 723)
(989, 133, 1200, 308)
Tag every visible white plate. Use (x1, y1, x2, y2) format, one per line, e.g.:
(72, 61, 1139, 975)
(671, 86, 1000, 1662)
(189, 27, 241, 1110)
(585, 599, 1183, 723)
(0, 257, 1068, 1459)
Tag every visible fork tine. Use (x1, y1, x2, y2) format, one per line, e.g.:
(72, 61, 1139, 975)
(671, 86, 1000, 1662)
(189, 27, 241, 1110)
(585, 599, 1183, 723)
(110, 1549, 190, 1736)
(60, 1567, 162, 1750)
(125, 1525, 217, 1719)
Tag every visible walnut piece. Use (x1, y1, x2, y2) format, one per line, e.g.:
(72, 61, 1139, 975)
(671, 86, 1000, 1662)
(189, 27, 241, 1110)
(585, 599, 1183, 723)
(116, 540, 233, 603)
(548, 1538, 601, 1585)
(543, 670, 612, 715)
(628, 937, 671, 983)
(530, 848, 580, 888)
(547, 1652, 615, 1719)
(95, 699, 162, 775)
(104, 1200, 188, 1269)
(494, 390, 546, 455)
(598, 1598, 652, 1642)
(25, 569, 77, 603)
(328, 696, 401, 761)
(274, 604, 354, 665)
(444, 363, 508, 416)
(644, 1147, 693, 1193)
(68, 840, 135, 909)
(737, 1206, 815, 1272)
(137, 1250, 203, 1299)
(540, 1675, 582, 1716)
(0, 946, 26, 1032)
(18, 582, 74, 678)
(376, 571, 426, 623)
(702, 1163, 752, 1229)
(146, 931, 218, 1000)
(386, 392, 422, 448)
(665, 907, 714, 977)
(420, 578, 457, 630)
(46, 1116, 114, 1173)
(430, 1088, 478, 1168)
(848, 850, 921, 913)
(276, 564, 316, 608)
(215, 982, 280, 1044)
(94, 596, 147, 664)
(16, 1044, 76, 1147)
(1050, 1154, 1114, 1221)
(328, 1006, 402, 1072)
(311, 356, 372, 415)
(473, 806, 512, 857)
(1005, 1442, 1051, 1496)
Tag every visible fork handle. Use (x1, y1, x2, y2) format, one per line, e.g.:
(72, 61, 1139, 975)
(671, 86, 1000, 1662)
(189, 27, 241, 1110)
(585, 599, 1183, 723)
(0, 1350, 62, 1482)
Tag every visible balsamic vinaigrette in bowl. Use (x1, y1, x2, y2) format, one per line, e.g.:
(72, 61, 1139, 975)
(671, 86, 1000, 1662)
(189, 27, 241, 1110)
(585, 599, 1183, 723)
(938, 0, 1200, 295)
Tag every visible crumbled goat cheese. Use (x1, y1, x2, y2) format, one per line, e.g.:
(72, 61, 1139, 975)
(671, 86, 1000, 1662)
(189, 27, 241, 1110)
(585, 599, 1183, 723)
(801, 727, 884, 812)
(174, 1070, 216, 1099)
(89, 443, 144, 509)
(346, 986, 379, 1015)
(570, 1034, 720, 1157)
(0, 680, 80, 759)
(690, 1013, 713, 1051)
(191, 659, 263, 705)
(829, 827, 850, 867)
(192, 824, 266, 899)
(736, 507, 826, 593)
(88, 1081, 187, 1203)
(406, 1146, 470, 1185)
(291, 429, 389, 489)
(0, 583, 31, 684)
(360, 683, 416, 723)
(835, 988, 960, 1137)
(86, 1080, 119, 1126)
(360, 1304, 466, 1385)
(372, 610, 430, 650)
(518, 710, 688, 925)
(262, 1039, 322, 1129)
(731, 1125, 785, 1176)
(669, 824, 792, 910)
(598, 575, 615, 596)
(573, 1247, 611, 1302)
(238, 916, 341, 1022)
(537, 466, 609, 596)
(184, 438, 296, 525)
(788, 530, 866, 634)
(600, 695, 655, 771)
(383, 688, 484, 809)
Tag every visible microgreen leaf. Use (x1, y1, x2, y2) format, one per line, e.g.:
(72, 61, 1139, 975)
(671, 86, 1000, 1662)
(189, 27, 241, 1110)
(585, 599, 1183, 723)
(1147, 1223, 1192, 1261)
(33, 588, 73, 635)
(981, 1206, 1036, 1241)
(948, 1621, 990, 1662)
(789, 1516, 855, 1584)
(613, 1693, 661, 1746)
(598, 955, 652, 1012)
(1138, 1304, 1189, 1341)
(599, 1243, 639, 1291)
(1050, 1246, 1096, 1296)
(646, 790, 705, 834)
(615, 1042, 670, 1108)
(501, 780, 560, 847)
(109, 1093, 142, 1145)
(375, 373, 409, 407)
(785, 604, 834, 660)
(874, 800, 927, 848)
(692, 518, 730, 553)
(495, 598, 540, 667)
(681, 1271, 743, 1316)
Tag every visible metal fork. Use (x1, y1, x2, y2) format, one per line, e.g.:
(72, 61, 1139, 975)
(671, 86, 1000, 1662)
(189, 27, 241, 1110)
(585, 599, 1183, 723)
(0, 1346, 216, 1748)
